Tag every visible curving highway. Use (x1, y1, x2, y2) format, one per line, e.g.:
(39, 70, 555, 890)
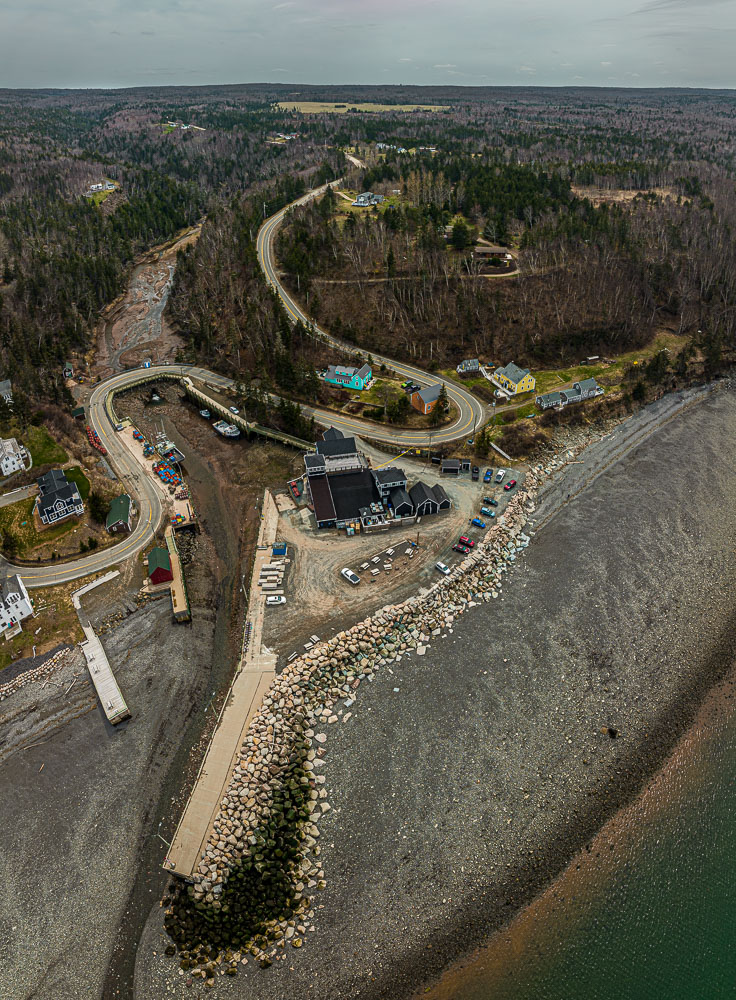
(256, 182, 486, 447)
(9, 181, 486, 588)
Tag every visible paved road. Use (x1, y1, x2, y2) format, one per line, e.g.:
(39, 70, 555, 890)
(0, 484, 36, 509)
(3, 181, 486, 587)
(12, 370, 166, 588)
(256, 182, 487, 447)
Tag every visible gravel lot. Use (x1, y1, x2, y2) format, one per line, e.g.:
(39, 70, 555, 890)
(265, 454, 525, 657)
(133, 381, 736, 1000)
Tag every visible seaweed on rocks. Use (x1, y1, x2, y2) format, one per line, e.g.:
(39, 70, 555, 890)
(164, 742, 315, 969)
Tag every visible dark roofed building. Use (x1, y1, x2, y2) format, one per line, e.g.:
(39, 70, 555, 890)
(440, 458, 461, 475)
(308, 474, 337, 528)
(389, 486, 413, 518)
(536, 377, 603, 411)
(431, 484, 451, 510)
(304, 453, 326, 476)
(328, 470, 380, 523)
(322, 426, 345, 441)
(372, 466, 407, 497)
(36, 469, 84, 525)
(315, 436, 358, 459)
(409, 481, 439, 516)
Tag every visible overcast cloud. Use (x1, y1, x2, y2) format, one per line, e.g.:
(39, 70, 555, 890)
(0, 0, 734, 89)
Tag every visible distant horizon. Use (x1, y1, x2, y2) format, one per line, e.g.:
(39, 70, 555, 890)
(2, 81, 736, 95)
(1, 0, 733, 91)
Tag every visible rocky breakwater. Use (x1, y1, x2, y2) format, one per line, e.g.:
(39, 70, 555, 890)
(0, 647, 71, 702)
(163, 459, 572, 983)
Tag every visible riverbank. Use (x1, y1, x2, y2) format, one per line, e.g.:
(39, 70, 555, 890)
(133, 379, 736, 999)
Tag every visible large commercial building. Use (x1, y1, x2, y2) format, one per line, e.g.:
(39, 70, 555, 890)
(303, 428, 451, 532)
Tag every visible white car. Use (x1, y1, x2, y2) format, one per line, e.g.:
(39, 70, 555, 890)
(266, 595, 286, 606)
(341, 567, 360, 586)
(229, 406, 240, 415)
(435, 561, 451, 576)
(495, 468, 506, 483)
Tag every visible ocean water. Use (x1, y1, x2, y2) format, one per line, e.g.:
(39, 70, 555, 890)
(429, 676, 736, 1000)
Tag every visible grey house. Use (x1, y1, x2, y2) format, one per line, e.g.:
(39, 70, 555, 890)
(536, 377, 604, 411)
(372, 466, 407, 498)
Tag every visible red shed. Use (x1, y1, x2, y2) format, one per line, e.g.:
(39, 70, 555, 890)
(148, 546, 173, 585)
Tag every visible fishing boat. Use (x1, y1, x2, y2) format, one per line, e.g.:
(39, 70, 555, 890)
(213, 420, 241, 439)
(199, 408, 210, 418)
(155, 428, 185, 464)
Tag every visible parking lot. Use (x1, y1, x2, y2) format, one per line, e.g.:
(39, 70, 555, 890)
(261, 451, 526, 658)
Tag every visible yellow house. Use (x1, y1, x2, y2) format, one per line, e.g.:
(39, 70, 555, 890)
(493, 362, 536, 395)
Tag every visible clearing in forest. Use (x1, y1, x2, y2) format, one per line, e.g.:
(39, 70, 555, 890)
(275, 101, 449, 114)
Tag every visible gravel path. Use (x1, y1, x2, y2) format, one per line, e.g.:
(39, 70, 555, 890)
(133, 380, 736, 1000)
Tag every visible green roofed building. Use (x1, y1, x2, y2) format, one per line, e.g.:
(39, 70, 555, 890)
(148, 546, 173, 585)
(106, 494, 132, 534)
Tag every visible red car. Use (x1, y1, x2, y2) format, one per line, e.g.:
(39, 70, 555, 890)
(458, 535, 475, 547)
(452, 543, 470, 554)
(504, 479, 517, 491)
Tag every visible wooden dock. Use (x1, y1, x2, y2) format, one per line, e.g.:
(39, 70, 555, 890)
(72, 571, 130, 725)
(165, 526, 191, 622)
(80, 625, 130, 725)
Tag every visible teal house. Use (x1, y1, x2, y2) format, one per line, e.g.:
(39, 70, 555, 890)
(323, 363, 372, 391)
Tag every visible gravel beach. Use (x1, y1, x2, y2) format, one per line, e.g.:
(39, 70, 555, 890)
(133, 381, 736, 1000)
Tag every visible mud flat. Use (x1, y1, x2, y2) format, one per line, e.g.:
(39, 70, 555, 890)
(134, 382, 736, 1000)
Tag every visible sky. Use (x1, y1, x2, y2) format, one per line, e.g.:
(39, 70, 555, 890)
(0, 0, 735, 90)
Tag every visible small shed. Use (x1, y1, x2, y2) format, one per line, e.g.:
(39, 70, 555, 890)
(440, 459, 461, 476)
(106, 494, 132, 534)
(148, 546, 173, 585)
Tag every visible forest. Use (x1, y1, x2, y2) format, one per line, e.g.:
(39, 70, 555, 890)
(1, 83, 736, 412)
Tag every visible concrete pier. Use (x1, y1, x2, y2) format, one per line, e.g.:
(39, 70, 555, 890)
(164, 489, 280, 878)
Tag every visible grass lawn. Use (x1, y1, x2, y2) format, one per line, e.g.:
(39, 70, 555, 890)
(437, 368, 492, 391)
(0, 497, 77, 556)
(25, 425, 68, 466)
(531, 332, 685, 395)
(64, 466, 91, 501)
(88, 189, 115, 206)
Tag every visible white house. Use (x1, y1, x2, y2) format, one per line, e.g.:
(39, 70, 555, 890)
(0, 380, 13, 406)
(0, 438, 26, 477)
(0, 574, 33, 637)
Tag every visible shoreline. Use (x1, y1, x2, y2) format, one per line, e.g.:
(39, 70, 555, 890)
(133, 379, 736, 999)
(420, 653, 736, 999)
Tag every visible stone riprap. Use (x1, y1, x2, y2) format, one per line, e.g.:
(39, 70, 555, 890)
(162, 444, 593, 977)
(0, 646, 71, 702)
